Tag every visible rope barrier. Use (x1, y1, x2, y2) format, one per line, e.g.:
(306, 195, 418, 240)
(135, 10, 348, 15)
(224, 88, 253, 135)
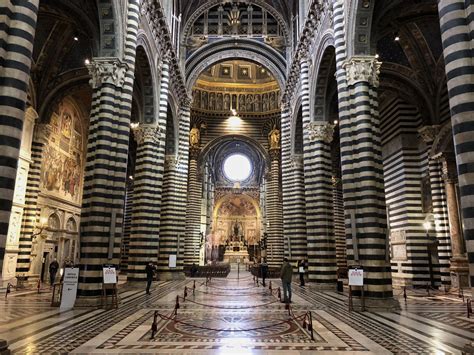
(204, 284, 257, 291)
(192, 288, 271, 297)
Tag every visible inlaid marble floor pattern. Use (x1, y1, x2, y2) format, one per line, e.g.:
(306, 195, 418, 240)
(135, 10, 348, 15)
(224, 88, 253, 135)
(0, 271, 472, 354)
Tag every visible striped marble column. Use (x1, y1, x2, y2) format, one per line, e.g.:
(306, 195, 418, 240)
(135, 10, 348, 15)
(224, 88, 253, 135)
(185, 148, 202, 265)
(119, 182, 133, 271)
(15, 124, 50, 274)
(281, 104, 308, 268)
(267, 149, 284, 267)
(437, 0, 474, 290)
(158, 105, 190, 277)
(0, 0, 39, 275)
(340, 56, 393, 300)
(304, 122, 337, 286)
(127, 126, 162, 282)
(332, 178, 347, 271)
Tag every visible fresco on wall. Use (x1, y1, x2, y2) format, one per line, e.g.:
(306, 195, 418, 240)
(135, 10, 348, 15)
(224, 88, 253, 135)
(40, 100, 83, 203)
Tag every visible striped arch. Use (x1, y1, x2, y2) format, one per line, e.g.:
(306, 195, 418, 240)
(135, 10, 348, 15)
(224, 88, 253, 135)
(346, 0, 376, 57)
(185, 39, 287, 91)
(310, 45, 337, 122)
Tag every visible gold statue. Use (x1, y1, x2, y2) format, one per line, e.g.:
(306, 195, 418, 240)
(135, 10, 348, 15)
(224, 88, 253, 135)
(190, 124, 200, 147)
(268, 125, 280, 149)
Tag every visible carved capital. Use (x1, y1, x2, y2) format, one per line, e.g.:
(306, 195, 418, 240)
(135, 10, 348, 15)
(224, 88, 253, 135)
(165, 154, 181, 170)
(307, 122, 335, 143)
(290, 154, 304, 169)
(87, 58, 129, 89)
(132, 125, 160, 145)
(441, 155, 458, 183)
(343, 56, 381, 87)
(418, 125, 440, 143)
(332, 176, 342, 188)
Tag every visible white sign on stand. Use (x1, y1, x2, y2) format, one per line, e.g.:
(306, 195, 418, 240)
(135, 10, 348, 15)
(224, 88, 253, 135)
(60, 267, 79, 310)
(169, 255, 177, 268)
(348, 268, 364, 286)
(103, 266, 117, 284)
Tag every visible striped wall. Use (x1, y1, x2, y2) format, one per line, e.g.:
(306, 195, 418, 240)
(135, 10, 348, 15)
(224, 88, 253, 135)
(281, 105, 308, 269)
(0, 0, 39, 275)
(437, 0, 474, 289)
(120, 182, 133, 271)
(266, 153, 284, 266)
(16, 126, 47, 274)
(77, 1, 140, 297)
(332, 179, 347, 270)
(380, 98, 444, 287)
(185, 150, 202, 264)
(158, 107, 190, 277)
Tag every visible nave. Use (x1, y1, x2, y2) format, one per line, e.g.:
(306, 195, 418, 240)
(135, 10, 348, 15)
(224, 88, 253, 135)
(1, 269, 473, 354)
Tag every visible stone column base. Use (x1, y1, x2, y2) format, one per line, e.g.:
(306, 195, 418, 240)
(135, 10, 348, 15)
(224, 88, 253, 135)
(74, 296, 104, 307)
(450, 257, 469, 288)
(345, 297, 400, 312)
(0, 339, 10, 355)
(310, 283, 337, 291)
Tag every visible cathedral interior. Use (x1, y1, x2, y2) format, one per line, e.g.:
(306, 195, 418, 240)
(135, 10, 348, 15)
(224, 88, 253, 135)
(0, 0, 473, 353)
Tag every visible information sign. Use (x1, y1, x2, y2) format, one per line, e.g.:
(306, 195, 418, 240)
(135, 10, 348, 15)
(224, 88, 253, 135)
(169, 255, 177, 268)
(103, 266, 117, 284)
(60, 267, 79, 310)
(348, 268, 364, 286)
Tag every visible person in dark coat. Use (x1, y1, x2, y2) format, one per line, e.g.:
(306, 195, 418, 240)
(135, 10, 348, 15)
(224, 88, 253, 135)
(145, 262, 156, 295)
(260, 258, 268, 287)
(49, 259, 59, 286)
(280, 257, 293, 303)
(190, 263, 198, 277)
(298, 259, 306, 286)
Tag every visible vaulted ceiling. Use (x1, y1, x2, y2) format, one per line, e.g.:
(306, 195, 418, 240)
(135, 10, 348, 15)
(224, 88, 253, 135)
(179, 0, 295, 27)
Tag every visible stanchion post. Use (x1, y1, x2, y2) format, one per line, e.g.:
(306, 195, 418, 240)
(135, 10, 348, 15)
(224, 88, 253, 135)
(184, 286, 188, 300)
(309, 311, 314, 340)
(151, 311, 158, 339)
(193, 280, 196, 295)
(467, 298, 472, 318)
(5, 283, 12, 299)
(278, 287, 281, 301)
(348, 286, 353, 312)
(269, 281, 272, 291)
(403, 286, 407, 303)
(37, 279, 41, 294)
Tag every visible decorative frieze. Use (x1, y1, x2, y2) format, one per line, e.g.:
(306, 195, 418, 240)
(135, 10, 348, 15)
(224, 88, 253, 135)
(87, 58, 129, 89)
(343, 56, 381, 87)
(306, 122, 335, 143)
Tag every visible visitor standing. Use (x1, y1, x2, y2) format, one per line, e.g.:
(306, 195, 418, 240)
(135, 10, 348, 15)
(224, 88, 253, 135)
(145, 262, 156, 295)
(298, 259, 305, 286)
(49, 259, 59, 286)
(260, 258, 268, 287)
(280, 257, 293, 303)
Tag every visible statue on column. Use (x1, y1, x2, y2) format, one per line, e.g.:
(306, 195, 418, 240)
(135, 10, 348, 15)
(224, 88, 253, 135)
(268, 125, 280, 149)
(190, 124, 200, 147)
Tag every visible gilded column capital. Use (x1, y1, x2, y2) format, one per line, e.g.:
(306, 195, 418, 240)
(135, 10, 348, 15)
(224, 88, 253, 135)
(87, 57, 129, 89)
(418, 125, 440, 143)
(132, 125, 160, 145)
(343, 56, 381, 87)
(307, 122, 335, 143)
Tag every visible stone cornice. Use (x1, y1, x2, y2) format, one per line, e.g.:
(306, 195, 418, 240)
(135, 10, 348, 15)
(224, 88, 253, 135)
(142, 0, 190, 107)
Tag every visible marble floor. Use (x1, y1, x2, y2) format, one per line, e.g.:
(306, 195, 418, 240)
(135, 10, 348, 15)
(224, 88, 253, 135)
(0, 270, 473, 354)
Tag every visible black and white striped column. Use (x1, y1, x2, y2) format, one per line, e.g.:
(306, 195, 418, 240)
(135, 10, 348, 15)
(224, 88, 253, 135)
(332, 178, 347, 271)
(281, 104, 308, 268)
(16, 124, 50, 274)
(437, 0, 474, 289)
(340, 56, 393, 299)
(158, 105, 190, 278)
(78, 1, 140, 298)
(304, 122, 337, 286)
(185, 147, 202, 265)
(127, 126, 162, 282)
(267, 149, 284, 266)
(0, 0, 39, 275)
